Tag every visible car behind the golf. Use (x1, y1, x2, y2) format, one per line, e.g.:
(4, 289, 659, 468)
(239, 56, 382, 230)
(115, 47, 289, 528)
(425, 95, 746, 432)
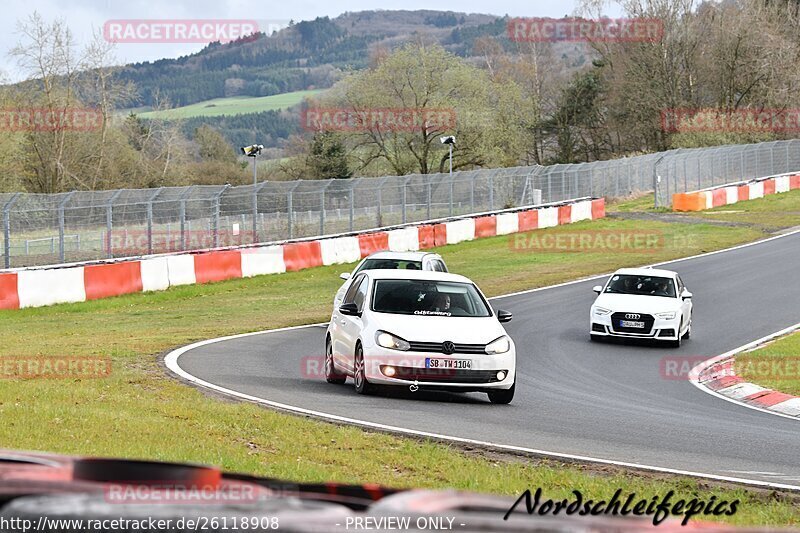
(333, 251, 448, 309)
(590, 267, 693, 347)
(325, 270, 516, 404)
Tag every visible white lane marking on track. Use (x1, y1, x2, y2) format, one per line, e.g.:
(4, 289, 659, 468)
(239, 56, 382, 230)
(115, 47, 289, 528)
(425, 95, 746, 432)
(689, 322, 800, 422)
(165, 227, 800, 492)
(165, 335, 800, 492)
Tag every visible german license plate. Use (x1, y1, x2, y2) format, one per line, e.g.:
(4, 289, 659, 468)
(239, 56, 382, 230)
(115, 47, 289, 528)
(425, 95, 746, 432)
(425, 358, 472, 370)
(620, 320, 645, 328)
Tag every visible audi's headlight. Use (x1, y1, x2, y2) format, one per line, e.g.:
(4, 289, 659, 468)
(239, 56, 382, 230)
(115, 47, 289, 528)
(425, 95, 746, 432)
(375, 331, 410, 351)
(485, 336, 511, 355)
(656, 311, 676, 319)
(593, 307, 612, 316)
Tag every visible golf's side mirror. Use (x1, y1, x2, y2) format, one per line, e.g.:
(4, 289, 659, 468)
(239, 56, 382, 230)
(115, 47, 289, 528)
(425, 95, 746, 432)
(339, 272, 351, 281)
(339, 303, 360, 316)
(592, 285, 603, 294)
(497, 310, 513, 323)
(681, 289, 693, 301)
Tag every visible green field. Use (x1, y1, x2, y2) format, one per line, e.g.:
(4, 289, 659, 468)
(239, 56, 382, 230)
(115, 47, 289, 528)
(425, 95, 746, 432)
(1, 195, 799, 526)
(737, 330, 800, 396)
(136, 90, 324, 119)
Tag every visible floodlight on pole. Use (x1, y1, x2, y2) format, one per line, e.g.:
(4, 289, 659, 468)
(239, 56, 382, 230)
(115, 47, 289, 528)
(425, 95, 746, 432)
(440, 136, 455, 175)
(241, 144, 264, 243)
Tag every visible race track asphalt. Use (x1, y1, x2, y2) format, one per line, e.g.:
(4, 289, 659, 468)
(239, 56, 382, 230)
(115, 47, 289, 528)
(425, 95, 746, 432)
(176, 231, 800, 487)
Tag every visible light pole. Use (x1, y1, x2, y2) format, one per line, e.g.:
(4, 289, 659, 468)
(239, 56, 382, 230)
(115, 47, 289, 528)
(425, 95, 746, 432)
(241, 144, 264, 242)
(440, 136, 456, 215)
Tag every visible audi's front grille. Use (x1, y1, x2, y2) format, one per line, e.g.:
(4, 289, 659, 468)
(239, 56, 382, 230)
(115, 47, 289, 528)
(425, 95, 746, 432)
(610, 312, 655, 334)
(407, 341, 486, 355)
(382, 366, 504, 383)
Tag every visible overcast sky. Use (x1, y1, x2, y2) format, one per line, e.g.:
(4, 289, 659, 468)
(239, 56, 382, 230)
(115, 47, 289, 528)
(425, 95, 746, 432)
(1, 0, 624, 81)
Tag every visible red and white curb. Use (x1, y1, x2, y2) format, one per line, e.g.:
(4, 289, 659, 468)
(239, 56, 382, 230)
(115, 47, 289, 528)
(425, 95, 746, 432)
(0, 197, 603, 310)
(690, 322, 800, 420)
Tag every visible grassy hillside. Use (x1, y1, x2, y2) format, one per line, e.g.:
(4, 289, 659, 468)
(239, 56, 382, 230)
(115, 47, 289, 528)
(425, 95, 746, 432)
(137, 89, 324, 119)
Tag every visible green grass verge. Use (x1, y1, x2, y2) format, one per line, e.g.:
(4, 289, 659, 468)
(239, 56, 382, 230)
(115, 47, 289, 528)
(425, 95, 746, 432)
(137, 90, 324, 119)
(736, 330, 800, 396)
(694, 189, 800, 231)
(1, 199, 799, 526)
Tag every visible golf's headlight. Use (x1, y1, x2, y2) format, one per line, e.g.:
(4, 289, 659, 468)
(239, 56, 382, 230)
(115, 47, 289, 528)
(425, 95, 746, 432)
(375, 331, 410, 351)
(656, 311, 676, 319)
(593, 307, 612, 316)
(485, 336, 511, 355)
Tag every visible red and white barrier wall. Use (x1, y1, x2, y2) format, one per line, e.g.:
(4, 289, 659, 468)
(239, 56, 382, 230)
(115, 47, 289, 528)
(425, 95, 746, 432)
(673, 172, 800, 212)
(0, 197, 605, 310)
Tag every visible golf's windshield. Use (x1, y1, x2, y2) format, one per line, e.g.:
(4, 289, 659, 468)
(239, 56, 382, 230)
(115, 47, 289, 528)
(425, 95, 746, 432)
(354, 258, 422, 274)
(604, 275, 676, 297)
(371, 279, 491, 317)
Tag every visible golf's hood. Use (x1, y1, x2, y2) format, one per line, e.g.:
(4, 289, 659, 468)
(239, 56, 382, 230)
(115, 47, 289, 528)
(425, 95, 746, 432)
(369, 313, 507, 345)
(593, 293, 682, 313)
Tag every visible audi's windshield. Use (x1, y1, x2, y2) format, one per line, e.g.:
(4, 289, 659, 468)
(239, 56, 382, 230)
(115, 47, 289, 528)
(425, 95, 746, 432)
(371, 279, 491, 317)
(604, 275, 676, 297)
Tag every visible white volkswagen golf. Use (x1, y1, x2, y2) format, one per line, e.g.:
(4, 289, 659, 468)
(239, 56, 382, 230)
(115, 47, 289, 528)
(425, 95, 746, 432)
(325, 270, 517, 404)
(589, 267, 693, 347)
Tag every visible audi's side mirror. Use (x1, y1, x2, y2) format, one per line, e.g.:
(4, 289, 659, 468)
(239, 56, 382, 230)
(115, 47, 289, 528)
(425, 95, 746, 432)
(339, 272, 351, 281)
(681, 289, 693, 301)
(592, 285, 603, 294)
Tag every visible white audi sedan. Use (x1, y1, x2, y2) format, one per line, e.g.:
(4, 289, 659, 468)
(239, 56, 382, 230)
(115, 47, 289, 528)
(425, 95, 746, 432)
(589, 267, 693, 347)
(325, 270, 516, 404)
(333, 251, 448, 310)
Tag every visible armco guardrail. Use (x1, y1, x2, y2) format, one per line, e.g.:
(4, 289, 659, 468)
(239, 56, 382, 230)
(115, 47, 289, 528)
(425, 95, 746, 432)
(673, 172, 800, 211)
(0, 197, 604, 310)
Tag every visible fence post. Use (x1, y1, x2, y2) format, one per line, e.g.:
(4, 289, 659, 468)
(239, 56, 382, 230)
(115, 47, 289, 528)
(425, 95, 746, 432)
(287, 182, 300, 239)
(402, 177, 411, 224)
(448, 173, 454, 216)
(178, 186, 195, 252)
(375, 177, 390, 227)
(349, 181, 356, 232)
(145, 188, 164, 255)
(3, 193, 20, 269)
(489, 173, 494, 210)
(252, 182, 267, 244)
(105, 190, 123, 258)
(57, 192, 75, 263)
(320, 181, 332, 235)
(470, 173, 476, 211)
(427, 177, 432, 220)
(212, 185, 229, 248)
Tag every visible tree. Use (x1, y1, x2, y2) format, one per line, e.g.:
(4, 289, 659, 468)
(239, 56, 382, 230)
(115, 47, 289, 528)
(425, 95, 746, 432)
(319, 41, 529, 176)
(307, 131, 351, 179)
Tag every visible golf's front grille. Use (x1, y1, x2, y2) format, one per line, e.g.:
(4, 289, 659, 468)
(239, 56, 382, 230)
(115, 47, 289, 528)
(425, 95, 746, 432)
(407, 341, 486, 355)
(610, 312, 655, 334)
(382, 366, 504, 383)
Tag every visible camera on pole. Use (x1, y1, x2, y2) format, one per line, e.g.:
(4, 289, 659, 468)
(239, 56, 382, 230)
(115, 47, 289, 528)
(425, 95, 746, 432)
(241, 144, 264, 157)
